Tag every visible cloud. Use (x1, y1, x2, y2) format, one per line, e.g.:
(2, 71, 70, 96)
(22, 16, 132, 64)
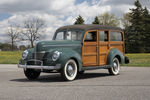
(0, 0, 150, 44)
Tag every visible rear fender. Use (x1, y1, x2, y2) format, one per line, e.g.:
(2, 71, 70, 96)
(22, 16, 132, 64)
(107, 48, 125, 66)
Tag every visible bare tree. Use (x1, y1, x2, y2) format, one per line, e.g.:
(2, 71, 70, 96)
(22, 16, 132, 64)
(121, 13, 131, 29)
(21, 18, 45, 48)
(7, 25, 20, 51)
(98, 12, 120, 27)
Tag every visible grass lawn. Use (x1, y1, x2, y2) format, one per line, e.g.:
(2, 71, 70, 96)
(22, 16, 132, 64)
(0, 51, 150, 67)
(0, 51, 22, 64)
(124, 53, 150, 67)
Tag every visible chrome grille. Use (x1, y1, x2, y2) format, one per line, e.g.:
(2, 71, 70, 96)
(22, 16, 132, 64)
(27, 60, 43, 65)
(32, 52, 45, 60)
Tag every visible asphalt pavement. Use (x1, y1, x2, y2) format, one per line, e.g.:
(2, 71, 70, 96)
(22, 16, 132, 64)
(0, 64, 150, 100)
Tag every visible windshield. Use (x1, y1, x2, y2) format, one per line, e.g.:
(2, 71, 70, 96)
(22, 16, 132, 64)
(54, 30, 83, 41)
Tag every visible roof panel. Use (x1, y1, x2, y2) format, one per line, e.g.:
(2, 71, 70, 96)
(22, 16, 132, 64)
(56, 24, 122, 32)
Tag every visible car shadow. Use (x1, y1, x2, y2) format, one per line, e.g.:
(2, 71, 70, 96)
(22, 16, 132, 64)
(10, 72, 110, 83)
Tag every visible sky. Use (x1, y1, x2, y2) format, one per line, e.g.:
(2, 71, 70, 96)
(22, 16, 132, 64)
(0, 0, 150, 45)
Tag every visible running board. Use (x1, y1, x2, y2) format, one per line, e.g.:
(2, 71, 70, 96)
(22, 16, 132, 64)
(82, 65, 111, 70)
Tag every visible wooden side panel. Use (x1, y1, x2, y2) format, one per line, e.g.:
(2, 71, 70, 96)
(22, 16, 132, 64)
(109, 31, 125, 54)
(82, 30, 125, 67)
(82, 42, 98, 66)
(83, 56, 97, 66)
(110, 42, 124, 53)
(99, 42, 108, 65)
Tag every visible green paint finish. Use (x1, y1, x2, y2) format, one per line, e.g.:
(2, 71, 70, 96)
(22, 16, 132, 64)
(36, 40, 82, 54)
(107, 48, 125, 66)
(42, 48, 82, 71)
(20, 40, 83, 71)
(26, 48, 34, 60)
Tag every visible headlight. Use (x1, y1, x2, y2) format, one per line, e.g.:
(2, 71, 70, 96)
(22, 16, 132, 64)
(22, 50, 28, 60)
(52, 51, 61, 61)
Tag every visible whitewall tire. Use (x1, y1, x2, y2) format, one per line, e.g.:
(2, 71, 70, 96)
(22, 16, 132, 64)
(61, 59, 78, 81)
(108, 58, 120, 75)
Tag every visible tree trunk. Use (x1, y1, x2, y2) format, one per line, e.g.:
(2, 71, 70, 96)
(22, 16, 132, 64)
(31, 41, 34, 48)
(11, 39, 14, 51)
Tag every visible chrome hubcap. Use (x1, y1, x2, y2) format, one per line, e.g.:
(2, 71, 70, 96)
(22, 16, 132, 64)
(113, 61, 118, 72)
(67, 64, 74, 77)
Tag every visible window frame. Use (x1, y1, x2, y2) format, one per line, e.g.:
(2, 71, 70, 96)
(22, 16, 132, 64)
(83, 30, 98, 42)
(53, 29, 84, 41)
(109, 31, 124, 42)
(99, 30, 109, 42)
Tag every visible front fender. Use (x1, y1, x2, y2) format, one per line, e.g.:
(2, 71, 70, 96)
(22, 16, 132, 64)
(107, 48, 125, 66)
(46, 48, 82, 71)
(19, 48, 34, 65)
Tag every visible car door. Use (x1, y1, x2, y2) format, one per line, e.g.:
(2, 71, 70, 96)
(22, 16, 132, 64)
(82, 30, 98, 66)
(99, 30, 109, 65)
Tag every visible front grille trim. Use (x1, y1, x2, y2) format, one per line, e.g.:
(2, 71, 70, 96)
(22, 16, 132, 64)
(32, 52, 45, 60)
(27, 59, 43, 66)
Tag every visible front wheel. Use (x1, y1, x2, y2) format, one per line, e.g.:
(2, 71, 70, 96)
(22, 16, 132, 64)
(61, 59, 78, 81)
(108, 58, 120, 75)
(24, 69, 41, 80)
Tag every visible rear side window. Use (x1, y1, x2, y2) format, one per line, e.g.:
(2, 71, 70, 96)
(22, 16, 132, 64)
(110, 31, 123, 41)
(99, 31, 108, 41)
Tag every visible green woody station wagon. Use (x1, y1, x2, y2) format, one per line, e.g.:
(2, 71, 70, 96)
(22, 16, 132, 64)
(18, 24, 129, 81)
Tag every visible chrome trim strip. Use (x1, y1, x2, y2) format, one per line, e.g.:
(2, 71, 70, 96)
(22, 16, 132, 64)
(18, 64, 61, 70)
(42, 44, 81, 47)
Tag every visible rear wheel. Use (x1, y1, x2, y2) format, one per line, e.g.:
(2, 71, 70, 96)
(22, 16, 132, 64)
(108, 58, 120, 75)
(61, 59, 78, 81)
(24, 69, 41, 80)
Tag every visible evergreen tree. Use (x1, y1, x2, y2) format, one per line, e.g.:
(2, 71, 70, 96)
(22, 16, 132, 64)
(92, 16, 100, 24)
(127, 0, 145, 53)
(143, 7, 150, 52)
(74, 15, 85, 25)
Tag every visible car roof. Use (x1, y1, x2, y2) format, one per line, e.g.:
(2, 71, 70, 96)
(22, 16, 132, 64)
(56, 24, 123, 32)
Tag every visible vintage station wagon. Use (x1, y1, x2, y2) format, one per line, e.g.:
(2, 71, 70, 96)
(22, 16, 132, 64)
(18, 24, 129, 81)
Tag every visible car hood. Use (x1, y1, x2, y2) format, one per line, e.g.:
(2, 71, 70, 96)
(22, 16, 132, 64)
(35, 40, 82, 52)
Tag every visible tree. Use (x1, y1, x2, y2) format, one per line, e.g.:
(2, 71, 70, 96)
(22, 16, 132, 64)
(143, 7, 150, 52)
(127, 0, 145, 52)
(74, 15, 85, 25)
(121, 13, 131, 28)
(92, 16, 100, 24)
(0, 43, 18, 51)
(97, 12, 120, 27)
(19, 45, 27, 51)
(21, 18, 45, 48)
(121, 13, 132, 53)
(123, 0, 150, 53)
(7, 25, 20, 51)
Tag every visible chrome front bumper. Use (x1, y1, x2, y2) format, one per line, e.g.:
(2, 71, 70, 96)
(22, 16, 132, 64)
(18, 59, 61, 70)
(18, 64, 61, 70)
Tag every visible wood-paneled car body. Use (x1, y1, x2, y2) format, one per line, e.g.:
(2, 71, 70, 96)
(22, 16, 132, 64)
(18, 25, 129, 81)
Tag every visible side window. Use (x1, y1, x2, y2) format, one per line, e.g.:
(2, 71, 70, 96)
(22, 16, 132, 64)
(84, 31, 97, 42)
(71, 31, 82, 41)
(66, 31, 71, 40)
(99, 31, 108, 41)
(110, 31, 123, 41)
(55, 32, 64, 40)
